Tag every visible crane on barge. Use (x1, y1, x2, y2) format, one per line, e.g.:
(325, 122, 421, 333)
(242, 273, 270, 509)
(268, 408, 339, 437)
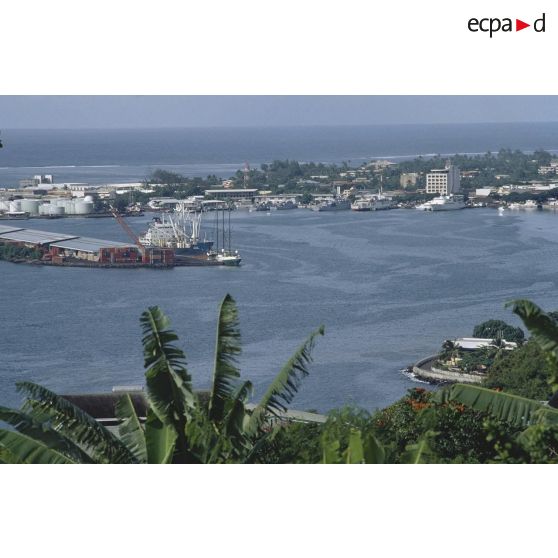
(109, 206, 151, 264)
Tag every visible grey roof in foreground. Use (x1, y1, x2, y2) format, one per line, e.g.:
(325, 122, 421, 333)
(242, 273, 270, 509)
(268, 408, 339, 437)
(0, 225, 25, 235)
(51, 236, 135, 253)
(0, 228, 79, 244)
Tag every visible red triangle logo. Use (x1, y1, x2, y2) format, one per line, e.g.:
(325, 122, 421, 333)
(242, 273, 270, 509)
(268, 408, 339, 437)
(516, 19, 530, 31)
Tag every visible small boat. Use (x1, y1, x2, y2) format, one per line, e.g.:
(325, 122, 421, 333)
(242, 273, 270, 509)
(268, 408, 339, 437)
(370, 197, 393, 211)
(351, 199, 372, 211)
(7, 211, 30, 220)
(208, 249, 242, 266)
(275, 200, 298, 210)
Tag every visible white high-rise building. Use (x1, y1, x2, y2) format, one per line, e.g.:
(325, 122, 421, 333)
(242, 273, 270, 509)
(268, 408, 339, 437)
(426, 165, 460, 195)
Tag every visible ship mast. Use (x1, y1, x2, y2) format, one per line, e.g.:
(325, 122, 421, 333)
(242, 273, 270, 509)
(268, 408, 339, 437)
(228, 207, 232, 253)
(221, 207, 225, 251)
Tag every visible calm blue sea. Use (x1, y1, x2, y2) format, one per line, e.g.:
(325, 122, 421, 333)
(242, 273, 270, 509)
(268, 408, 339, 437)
(2, 208, 558, 412)
(2, 122, 558, 186)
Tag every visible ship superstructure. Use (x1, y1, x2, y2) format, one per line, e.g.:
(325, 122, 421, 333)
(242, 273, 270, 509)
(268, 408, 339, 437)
(139, 208, 213, 255)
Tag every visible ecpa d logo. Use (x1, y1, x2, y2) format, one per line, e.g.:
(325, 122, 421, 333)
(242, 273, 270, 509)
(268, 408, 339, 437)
(468, 13, 546, 37)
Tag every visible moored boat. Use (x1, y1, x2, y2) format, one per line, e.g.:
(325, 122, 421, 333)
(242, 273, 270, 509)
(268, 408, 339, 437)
(312, 198, 351, 211)
(415, 195, 465, 211)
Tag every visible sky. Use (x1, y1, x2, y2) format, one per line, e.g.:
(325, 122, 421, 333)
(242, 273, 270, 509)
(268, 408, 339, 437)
(1, 96, 558, 129)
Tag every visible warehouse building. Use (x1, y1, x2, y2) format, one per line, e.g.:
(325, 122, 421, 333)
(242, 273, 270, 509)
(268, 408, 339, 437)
(50, 237, 142, 264)
(204, 189, 258, 201)
(0, 226, 145, 265)
(0, 227, 78, 248)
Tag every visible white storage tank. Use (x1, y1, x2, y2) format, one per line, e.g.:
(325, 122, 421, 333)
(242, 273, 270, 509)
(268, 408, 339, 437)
(50, 205, 65, 216)
(74, 201, 94, 215)
(21, 199, 41, 216)
(84, 195, 94, 203)
(0, 201, 10, 211)
(9, 201, 22, 212)
(57, 200, 75, 214)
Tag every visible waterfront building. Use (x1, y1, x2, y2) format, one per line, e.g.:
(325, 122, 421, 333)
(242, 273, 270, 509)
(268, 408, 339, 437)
(475, 188, 494, 197)
(147, 197, 182, 209)
(426, 165, 460, 195)
(49, 237, 144, 264)
(204, 189, 258, 201)
(454, 337, 517, 351)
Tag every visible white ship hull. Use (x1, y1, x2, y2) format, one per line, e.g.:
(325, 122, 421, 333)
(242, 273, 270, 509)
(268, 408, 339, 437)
(416, 196, 465, 211)
(429, 203, 466, 211)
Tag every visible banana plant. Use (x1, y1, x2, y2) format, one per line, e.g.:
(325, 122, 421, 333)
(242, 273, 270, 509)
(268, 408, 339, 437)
(434, 383, 558, 427)
(0, 294, 324, 464)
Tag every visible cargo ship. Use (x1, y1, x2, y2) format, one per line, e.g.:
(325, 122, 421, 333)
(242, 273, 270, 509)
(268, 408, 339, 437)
(139, 209, 213, 255)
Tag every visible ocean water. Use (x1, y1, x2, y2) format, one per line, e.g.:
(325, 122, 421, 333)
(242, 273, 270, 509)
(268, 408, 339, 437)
(2, 122, 558, 186)
(2, 207, 558, 413)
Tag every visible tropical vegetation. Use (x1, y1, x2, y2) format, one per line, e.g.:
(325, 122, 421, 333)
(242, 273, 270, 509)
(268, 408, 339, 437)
(0, 243, 41, 262)
(2, 297, 558, 464)
(472, 319, 524, 344)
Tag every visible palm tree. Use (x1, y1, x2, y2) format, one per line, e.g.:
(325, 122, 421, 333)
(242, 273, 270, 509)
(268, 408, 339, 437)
(439, 339, 460, 366)
(0, 294, 324, 464)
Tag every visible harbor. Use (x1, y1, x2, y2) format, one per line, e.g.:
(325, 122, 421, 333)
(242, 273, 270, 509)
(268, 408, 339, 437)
(0, 205, 241, 268)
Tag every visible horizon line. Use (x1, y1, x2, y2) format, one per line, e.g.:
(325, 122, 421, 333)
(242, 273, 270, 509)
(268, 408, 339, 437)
(3, 120, 558, 131)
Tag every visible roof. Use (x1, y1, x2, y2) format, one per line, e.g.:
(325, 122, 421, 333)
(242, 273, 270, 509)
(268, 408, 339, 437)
(0, 228, 78, 245)
(51, 236, 135, 253)
(62, 393, 149, 426)
(205, 189, 258, 193)
(62, 390, 326, 426)
(454, 337, 517, 350)
(62, 390, 211, 425)
(0, 225, 24, 235)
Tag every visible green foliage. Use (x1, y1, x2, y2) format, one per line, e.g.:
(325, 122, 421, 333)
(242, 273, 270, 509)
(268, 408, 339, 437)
(483, 340, 552, 399)
(0, 243, 41, 262)
(208, 294, 243, 422)
(112, 194, 129, 213)
(254, 421, 322, 464)
(508, 299, 558, 393)
(115, 394, 148, 462)
(472, 319, 525, 344)
(372, 388, 503, 463)
(0, 430, 75, 464)
(434, 383, 558, 428)
(140, 306, 195, 461)
(17, 381, 137, 463)
(322, 429, 385, 464)
(300, 192, 313, 205)
(458, 347, 496, 373)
